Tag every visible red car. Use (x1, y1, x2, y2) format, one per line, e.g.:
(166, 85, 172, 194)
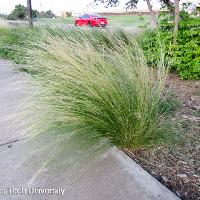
(75, 14, 108, 27)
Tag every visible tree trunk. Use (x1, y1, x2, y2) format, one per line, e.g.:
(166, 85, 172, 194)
(173, 0, 180, 44)
(146, 0, 158, 29)
(162, 0, 175, 15)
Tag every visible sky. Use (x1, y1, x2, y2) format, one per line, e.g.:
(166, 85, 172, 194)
(0, 0, 198, 15)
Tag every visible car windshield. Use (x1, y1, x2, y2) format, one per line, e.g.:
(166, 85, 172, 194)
(79, 14, 104, 19)
(91, 14, 103, 18)
(80, 14, 90, 19)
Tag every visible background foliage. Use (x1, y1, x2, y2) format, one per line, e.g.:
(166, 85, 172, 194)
(1, 4, 56, 20)
(139, 8, 200, 80)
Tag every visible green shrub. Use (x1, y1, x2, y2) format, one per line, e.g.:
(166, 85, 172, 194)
(174, 15, 200, 79)
(138, 30, 173, 68)
(139, 10, 200, 80)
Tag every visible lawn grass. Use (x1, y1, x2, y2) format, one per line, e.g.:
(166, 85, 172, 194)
(36, 15, 150, 27)
(37, 17, 75, 24)
(106, 15, 150, 27)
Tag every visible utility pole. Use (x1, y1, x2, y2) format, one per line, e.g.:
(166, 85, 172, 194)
(27, 0, 33, 28)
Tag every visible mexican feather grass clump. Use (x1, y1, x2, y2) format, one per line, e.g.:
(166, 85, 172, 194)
(21, 28, 176, 149)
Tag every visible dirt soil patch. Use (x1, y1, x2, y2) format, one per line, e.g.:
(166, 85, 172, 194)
(123, 73, 200, 200)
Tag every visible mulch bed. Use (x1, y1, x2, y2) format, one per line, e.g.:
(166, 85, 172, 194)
(123, 73, 200, 200)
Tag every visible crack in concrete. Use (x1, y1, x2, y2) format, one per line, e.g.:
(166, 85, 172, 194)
(0, 138, 25, 147)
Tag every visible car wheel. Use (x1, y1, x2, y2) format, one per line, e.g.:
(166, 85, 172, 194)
(88, 21, 93, 27)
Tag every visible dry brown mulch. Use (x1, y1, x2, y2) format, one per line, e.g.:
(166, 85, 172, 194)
(123, 74, 200, 200)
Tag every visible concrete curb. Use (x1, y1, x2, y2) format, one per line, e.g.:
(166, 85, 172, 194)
(103, 148, 180, 200)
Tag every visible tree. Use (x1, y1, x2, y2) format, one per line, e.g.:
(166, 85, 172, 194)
(46, 10, 56, 18)
(146, 0, 158, 28)
(95, 0, 175, 12)
(38, 11, 47, 18)
(38, 10, 56, 18)
(94, 0, 178, 28)
(94, 0, 138, 9)
(160, 0, 175, 15)
(32, 10, 39, 18)
(0, 13, 8, 19)
(173, 0, 180, 44)
(7, 4, 27, 20)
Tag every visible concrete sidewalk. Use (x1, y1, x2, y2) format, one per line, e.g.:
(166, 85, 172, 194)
(0, 60, 180, 200)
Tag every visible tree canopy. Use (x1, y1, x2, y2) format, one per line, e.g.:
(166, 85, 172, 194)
(5, 4, 56, 20)
(7, 4, 27, 20)
(94, 0, 175, 12)
(94, 0, 139, 9)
